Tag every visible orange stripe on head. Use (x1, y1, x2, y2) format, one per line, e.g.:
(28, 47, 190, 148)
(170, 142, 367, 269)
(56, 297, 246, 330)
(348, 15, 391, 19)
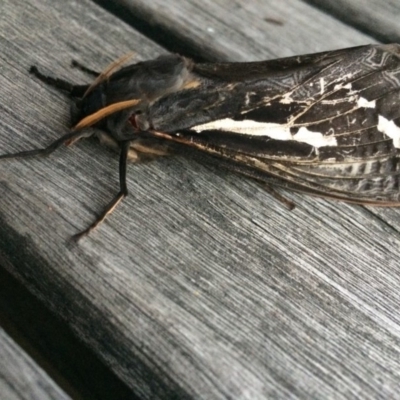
(73, 99, 141, 131)
(83, 52, 136, 98)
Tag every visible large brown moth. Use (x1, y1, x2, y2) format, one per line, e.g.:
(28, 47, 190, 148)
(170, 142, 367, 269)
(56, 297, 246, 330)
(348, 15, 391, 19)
(2, 44, 400, 240)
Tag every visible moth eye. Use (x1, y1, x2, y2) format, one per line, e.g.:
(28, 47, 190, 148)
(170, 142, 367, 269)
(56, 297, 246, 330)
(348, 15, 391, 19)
(129, 110, 149, 131)
(129, 114, 139, 129)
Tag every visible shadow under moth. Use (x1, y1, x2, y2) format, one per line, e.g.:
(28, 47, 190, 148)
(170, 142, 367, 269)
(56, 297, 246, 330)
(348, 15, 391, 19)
(2, 44, 400, 240)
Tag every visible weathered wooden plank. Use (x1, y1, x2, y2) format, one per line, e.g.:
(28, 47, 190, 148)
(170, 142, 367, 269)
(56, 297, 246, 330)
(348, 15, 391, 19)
(0, 263, 136, 399)
(1, 0, 400, 399)
(304, 0, 400, 43)
(0, 328, 71, 400)
(94, 0, 378, 61)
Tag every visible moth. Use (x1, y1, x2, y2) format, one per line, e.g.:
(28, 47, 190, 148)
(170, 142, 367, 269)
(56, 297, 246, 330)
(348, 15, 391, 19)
(2, 44, 400, 240)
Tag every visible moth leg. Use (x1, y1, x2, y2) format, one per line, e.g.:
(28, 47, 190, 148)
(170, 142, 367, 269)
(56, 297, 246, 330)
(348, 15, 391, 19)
(72, 52, 135, 79)
(96, 132, 172, 163)
(0, 130, 91, 161)
(71, 60, 100, 77)
(129, 138, 171, 158)
(257, 184, 295, 211)
(29, 66, 88, 98)
(80, 52, 136, 98)
(72, 140, 130, 241)
(234, 172, 295, 211)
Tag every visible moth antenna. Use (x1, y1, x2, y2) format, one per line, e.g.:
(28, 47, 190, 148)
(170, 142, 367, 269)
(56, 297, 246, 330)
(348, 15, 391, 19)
(0, 130, 91, 161)
(29, 66, 89, 98)
(82, 52, 136, 98)
(73, 99, 141, 130)
(71, 60, 100, 77)
(72, 140, 130, 241)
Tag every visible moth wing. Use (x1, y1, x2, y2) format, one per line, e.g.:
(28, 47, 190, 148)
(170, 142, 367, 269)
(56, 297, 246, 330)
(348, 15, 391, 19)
(151, 44, 400, 204)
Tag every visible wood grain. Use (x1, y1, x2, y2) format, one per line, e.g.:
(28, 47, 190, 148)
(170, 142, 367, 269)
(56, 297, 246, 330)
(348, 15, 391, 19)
(0, 328, 71, 400)
(1, 0, 400, 398)
(304, 0, 400, 43)
(94, 0, 377, 61)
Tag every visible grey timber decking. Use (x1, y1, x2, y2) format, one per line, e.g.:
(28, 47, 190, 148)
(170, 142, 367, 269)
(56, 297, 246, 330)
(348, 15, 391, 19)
(1, 0, 400, 398)
(0, 327, 71, 400)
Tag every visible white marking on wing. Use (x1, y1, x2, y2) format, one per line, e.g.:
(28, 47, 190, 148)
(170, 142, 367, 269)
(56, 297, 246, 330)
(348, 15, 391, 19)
(377, 115, 400, 148)
(363, 160, 375, 175)
(193, 119, 292, 140)
(192, 118, 338, 147)
(294, 127, 337, 147)
(279, 92, 295, 104)
(320, 78, 325, 95)
(321, 96, 357, 105)
(357, 97, 376, 108)
(334, 82, 352, 91)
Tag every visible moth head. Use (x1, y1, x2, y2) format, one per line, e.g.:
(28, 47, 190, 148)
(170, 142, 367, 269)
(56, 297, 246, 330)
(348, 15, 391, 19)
(70, 87, 105, 127)
(71, 54, 195, 135)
